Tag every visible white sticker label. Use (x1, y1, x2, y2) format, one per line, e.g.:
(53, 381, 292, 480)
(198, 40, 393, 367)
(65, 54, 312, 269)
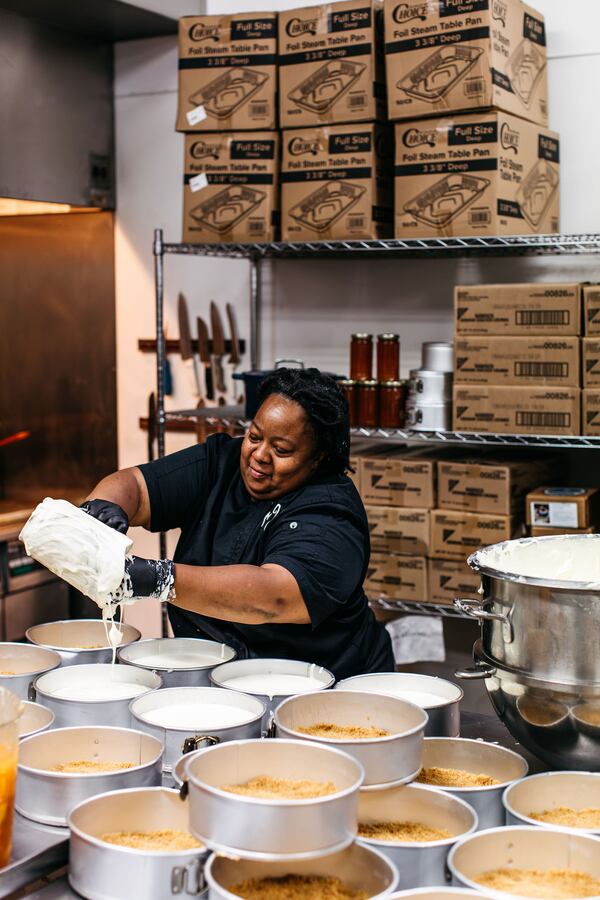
(186, 104, 207, 126)
(531, 500, 579, 528)
(189, 172, 208, 193)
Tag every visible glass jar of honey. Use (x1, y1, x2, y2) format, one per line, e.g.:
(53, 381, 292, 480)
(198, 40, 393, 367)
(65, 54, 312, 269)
(357, 380, 379, 428)
(379, 380, 407, 429)
(377, 334, 400, 382)
(350, 333, 373, 381)
(339, 379, 358, 427)
(0, 688, 22, 867)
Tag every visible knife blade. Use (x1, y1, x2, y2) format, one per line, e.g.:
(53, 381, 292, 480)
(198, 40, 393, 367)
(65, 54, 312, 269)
(210, 301, 228, 403)
(147, 393, 156, 462)
(178, 293, 202, 401)
(196, 316, 214, 401)
(226, 302, 243, 405)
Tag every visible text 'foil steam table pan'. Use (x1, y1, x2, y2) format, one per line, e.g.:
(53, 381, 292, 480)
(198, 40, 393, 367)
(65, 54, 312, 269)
(189, 68, 268, 120)
(397, 46, 484, 103)
(289, 181, 366, 232)
(516, 159, 558, 229)
(288, 60, 367, 114)
(403, 175, 491, 228)
(190, 185, 266, 234)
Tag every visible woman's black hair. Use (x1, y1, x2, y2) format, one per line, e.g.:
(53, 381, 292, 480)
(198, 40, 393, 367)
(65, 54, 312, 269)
(256, 368, 350, 476)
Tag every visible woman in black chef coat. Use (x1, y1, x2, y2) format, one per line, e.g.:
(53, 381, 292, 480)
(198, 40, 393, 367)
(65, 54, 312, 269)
(83, 368, 394, 679)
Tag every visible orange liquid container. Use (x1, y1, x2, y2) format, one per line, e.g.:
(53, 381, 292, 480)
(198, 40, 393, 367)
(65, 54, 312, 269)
(0, 689, 22, 868)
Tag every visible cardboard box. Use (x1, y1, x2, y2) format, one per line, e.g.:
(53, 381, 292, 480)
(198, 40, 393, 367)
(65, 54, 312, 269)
(583, 389, 600, 436)
(361, 449, 437, 508)
(395, 112, 560, 239)
(530, 526, 596, 537)
(349, 443, 390, 492)
(526, 487, 600, 529)
(281, 123, 393, 241)
(367, 506, 430, 554)
(583, 286, 600, 336)
(278, 1, 385, 128)
(438, 457, 555, 516)
(454, 337, 580, 387)
(428, 558, 480, 605)
(183, 133, 279, 243)
(365, 552, 427, 602)
(384, 0, 548, 125)
(583, 338, 600, 387)
(176, 13, 277, 132)
(453, 385, 581, 436)
(455, 284, 582, 336)
(431, 509, 516, 561)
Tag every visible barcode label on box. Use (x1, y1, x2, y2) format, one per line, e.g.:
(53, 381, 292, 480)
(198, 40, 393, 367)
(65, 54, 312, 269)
(348, 93, 367, 108)
(186, 105, 207, 127)
(250, 101, 269, 116)
(469, 209, 491, 225)
(516, 310, 570, 326)
(189, 172, 208, 193)
(248, 220, 265, 234)
(464, 77, 485, 95)
(516, 412, 571, 428)
(348, 214, 366, 229)
(514, 362, 568, 378)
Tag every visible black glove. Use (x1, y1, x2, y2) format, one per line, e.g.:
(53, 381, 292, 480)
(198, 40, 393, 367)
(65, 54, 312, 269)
(80, 499, 129, 534)
(124, 556, 175, 601)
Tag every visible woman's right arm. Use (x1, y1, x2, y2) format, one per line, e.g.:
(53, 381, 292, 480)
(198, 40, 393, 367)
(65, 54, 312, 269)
(86, 467, 151, 528)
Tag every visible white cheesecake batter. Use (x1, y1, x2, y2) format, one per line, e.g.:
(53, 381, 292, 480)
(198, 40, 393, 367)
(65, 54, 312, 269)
(50, 682, 149, 701)
(221, 673, 326, 698)
(477, 534, 600, 586)
(133, 651, 220, 670)
(140, 703, 256, 730)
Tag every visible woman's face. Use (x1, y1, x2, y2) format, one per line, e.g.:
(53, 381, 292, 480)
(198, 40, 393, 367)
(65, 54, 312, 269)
(240, 394, 321, 501)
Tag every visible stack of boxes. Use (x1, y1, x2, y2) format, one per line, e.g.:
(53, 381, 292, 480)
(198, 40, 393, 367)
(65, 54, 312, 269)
(526, 486, 600, 537)
(582, 286, 600, 435)
(453, 283, 583, 436)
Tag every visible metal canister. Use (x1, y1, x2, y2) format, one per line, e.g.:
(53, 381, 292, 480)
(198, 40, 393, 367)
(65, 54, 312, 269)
(339, 379, 359, 427)
(377, 334, 400, 382)
(350, 333, 373, 381)
(379, 380, 407, 428)
(357, 379, 379, 428)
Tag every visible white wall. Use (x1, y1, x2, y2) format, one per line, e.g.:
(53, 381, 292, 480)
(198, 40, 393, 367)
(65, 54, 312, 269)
(114, 2, 600, 636)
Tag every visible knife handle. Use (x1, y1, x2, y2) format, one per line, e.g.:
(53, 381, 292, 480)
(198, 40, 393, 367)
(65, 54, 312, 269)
(210, 356, 227, 404)
(223, 362, 243, 407)
(183, 357, 202, 401)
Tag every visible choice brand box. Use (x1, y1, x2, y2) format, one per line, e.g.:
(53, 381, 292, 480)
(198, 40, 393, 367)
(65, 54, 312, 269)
(583, 286, 600, 336)
(431, 509, 516, 561)
(281, 123, 393, 241)
(437, 457, 554, 516)
(428, 558, 480, 605)
(583, 389, 600, 436)
(361, 450, 436, 508)
(582, 338, 600, 387)
(384, 0, 548, 125)
(453, 385, 581, 436)
(454, 337, 580, 387)
(366, 505, 430, 554)
(183, 133, 279, 243)
(395, 112, 560, 239)
(454, 284, 582, 336)
(365, 552, 427, 602)
(177, 14, 277, 132)
(526, 487, 600, 529)
(279, 1, 385, 128)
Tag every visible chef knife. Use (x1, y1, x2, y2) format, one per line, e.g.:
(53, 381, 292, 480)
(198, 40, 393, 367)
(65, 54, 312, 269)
(196, 315, 214, 401)
(210, 301, 228, 405)
(226, 302, 244, 406)
(147, 393, 156, 462)
(178, 293, 202, 401)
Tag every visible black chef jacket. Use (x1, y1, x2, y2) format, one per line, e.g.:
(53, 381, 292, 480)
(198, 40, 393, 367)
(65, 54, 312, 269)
(138, 434, 394, 680)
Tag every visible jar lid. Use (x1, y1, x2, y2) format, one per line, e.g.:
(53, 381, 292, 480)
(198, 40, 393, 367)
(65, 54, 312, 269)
(358, 379, 379, 387)
(351, 333, 373, 339)
(339, 379, 357, 386)
(380, 380, 405, 388)
(377, 333, 399, 341)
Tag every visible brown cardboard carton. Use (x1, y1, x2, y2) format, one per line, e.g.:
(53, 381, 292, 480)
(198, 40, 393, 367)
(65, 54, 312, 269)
(583, 286, 600, 336)
(438, 457, 555, 516)
(583, 389, 600, 436)
(431, 509, 516, 561)
(428, 558, 480, 605)
(454, 337, 580, 387)
(455, 283, 582, 336)
(530, 526, 595, 537)
(361, 449, 436, 508)
(281, 123, 393, 241)
(384, 0, 548, 125)
(395, 112, 560, 239)
(367, 505, 430, 554)
(177, 13, 277, 132)
(183, 133, 279, 243)
(453, 385, 581, 436)
(349, 443, 390, 493)
(582, 338, 600, 388)
(526, 487, 600, 529)
(278, 1, 385, 128)
(365, 551, 427, 602)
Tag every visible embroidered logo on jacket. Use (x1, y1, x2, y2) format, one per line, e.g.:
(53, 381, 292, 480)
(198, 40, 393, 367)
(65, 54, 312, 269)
(261, 503, 282, 530)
